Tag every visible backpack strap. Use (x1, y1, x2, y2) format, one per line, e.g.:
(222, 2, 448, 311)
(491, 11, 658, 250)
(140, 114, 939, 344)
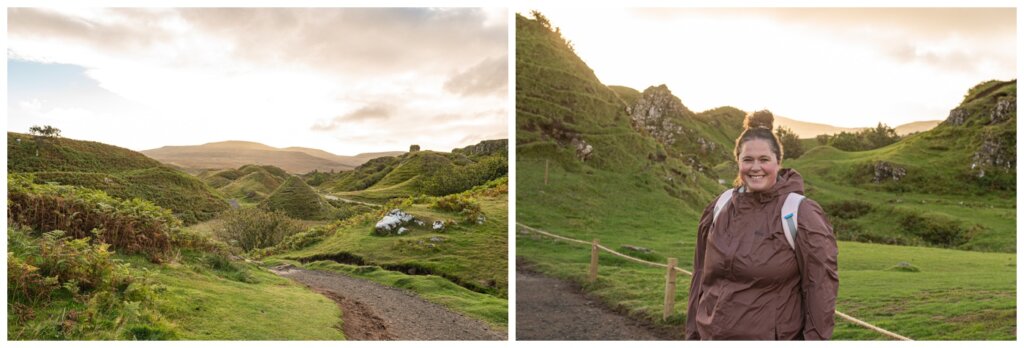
(711, 188, 735, 225)
(780, 193, 806, 250)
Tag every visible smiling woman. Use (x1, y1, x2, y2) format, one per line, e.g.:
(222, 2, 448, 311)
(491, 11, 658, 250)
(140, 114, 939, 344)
(686, 110, 839, 340)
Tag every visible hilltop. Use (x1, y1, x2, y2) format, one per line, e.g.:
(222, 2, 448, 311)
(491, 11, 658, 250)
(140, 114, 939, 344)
(142, 140, 404, 174)
(8, 132, 229, 224)
(772, 116, 940, 138)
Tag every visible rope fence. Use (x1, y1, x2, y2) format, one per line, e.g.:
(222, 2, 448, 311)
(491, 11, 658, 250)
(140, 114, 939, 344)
(517, 222, 912, 341)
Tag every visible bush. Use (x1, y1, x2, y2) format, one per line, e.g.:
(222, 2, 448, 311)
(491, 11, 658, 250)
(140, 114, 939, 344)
(7, 174, 179, 261)
(432, 193, 483, 224)
(823, 200, 874, 220)
(900, 211, 976, 247)
(213, 208, 303, 252)
(775, 126, 804, 159)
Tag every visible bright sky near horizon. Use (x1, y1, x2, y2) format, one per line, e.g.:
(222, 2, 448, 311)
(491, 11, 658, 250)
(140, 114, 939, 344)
(530, 8, 1016, 128)
(7, 8, 508, 155)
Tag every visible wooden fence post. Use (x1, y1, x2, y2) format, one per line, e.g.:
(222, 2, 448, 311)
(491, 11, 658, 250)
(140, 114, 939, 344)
(663, 258, 678, 321)
(544, 159, 550, 185)
(588, 239, 599, 283)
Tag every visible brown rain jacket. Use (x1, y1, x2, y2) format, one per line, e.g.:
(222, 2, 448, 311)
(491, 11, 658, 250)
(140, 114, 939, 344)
(684, 168, 838, 340)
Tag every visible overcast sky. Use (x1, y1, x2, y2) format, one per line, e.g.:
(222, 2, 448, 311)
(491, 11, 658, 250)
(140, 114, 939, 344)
(529, 8, 1016, 128)
(7, 8, 508, 154)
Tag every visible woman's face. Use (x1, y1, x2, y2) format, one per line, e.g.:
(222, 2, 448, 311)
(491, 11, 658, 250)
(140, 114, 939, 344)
(738, 139, 780, 192)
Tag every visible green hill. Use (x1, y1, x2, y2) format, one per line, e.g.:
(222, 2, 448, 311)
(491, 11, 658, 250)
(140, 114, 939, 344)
(260, 176, 334, 220)
(515, 12, 1014, 340)
(8, 132, 229, 224)
(314, 140, 508, 203)
(200, 164, 290, 203)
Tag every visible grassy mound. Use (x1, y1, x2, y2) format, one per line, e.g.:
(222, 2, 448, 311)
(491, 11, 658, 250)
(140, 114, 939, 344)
(9, 132, 229, 224)
(259, 176, 333, 220)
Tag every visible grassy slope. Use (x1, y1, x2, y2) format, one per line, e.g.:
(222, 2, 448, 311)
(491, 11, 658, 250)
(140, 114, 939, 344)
(139, 254, 345, 340)
(515, 13, 1015, 340)
(266, 192, 509, 328)
(8, 132, 229, 224)
(260, 176, 334, 220)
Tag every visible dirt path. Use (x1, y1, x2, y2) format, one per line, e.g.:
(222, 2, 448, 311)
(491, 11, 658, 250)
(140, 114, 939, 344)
(516, 262, 679, 340)
(270, 264, 505, 340)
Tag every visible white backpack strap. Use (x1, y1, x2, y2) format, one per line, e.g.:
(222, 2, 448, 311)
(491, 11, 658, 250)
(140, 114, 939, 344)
(711, 188, 735, 225)
(780, 193, 806, 250)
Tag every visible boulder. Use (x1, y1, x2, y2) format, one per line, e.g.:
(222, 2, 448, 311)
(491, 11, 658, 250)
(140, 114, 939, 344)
(990, 97, 1015, 124)
(872, 161, 907, 183)
(374, 209, 416, 235)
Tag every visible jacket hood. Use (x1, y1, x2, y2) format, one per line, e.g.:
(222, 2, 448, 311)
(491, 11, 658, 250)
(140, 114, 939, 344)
(738, 168, 805, 203)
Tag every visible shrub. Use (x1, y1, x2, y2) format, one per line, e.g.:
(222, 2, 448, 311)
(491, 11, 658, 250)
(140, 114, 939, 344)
(900, 211, 976, 247)
(7, 174, 179, 261)
(213, 207, 303, 251)
(432, 194, 483, 224)
(7, 226, 171, 340)
(823, 200, 874, 220)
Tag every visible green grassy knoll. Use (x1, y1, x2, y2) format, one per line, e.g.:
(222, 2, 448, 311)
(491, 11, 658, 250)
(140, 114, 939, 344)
(260, 176, 334, 220)
(200, 164, 290, 203)
(9, 132, 229, 224)
(319, 143, 508, 203)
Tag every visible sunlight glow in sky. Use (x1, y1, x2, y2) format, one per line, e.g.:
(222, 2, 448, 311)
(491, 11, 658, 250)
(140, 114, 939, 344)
(530, 8, 1016, 128)
(7, 8, 508, 154)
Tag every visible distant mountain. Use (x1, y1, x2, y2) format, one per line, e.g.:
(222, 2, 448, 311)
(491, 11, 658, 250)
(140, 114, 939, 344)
(775, 116, 941, 138)
(142, 141, 404, 174)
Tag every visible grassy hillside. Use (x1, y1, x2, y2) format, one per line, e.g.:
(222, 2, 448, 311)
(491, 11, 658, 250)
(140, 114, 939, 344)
(9, 132, 229, 224)
(787, 80, 1015, 252)
(515, 12, 1015, 340)
(316, 141, 509, 203)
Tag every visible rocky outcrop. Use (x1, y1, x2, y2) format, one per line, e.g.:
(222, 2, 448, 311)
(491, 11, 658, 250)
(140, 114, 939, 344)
(374, 209, 416, 235)
(971, 136, 1015, 178)
(571, 138, 593, 161)
(989, 97, 1015, 124)
(626, 85, 692, 146)
(945, 107, 970, 126)
(872, 161, 907, 183)
(453, 139, 507, 157)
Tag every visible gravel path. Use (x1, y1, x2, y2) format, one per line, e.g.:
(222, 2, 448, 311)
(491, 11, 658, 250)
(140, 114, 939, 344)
(270, 264, 505, 340)
(516, 263, 678, 340)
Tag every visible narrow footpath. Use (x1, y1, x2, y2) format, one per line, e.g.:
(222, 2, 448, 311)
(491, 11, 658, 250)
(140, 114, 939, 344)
(270, 264, 505, 340)
(516, 261, 680, 340)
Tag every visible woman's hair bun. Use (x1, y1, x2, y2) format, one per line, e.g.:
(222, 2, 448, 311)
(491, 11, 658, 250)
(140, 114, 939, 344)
(744, 110, 775, 130)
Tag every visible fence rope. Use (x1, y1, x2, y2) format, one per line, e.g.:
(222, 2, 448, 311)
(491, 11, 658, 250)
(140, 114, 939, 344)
(517, 222, 913, 341)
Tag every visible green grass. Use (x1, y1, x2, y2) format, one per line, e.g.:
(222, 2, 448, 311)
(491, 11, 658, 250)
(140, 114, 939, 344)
(145, 254, 345, 340)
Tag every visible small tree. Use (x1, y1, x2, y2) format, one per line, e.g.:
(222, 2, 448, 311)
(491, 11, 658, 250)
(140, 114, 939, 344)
(775, 126, 805, 160)
(28, 125, 61, 137)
